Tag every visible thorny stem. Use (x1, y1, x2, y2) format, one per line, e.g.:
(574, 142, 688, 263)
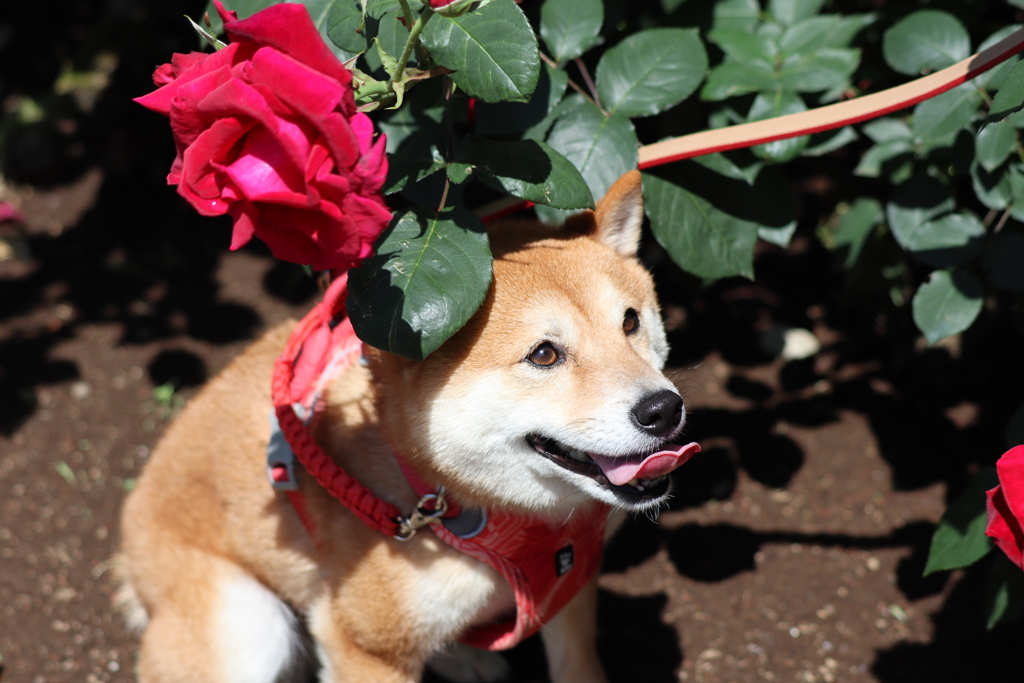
(396, 0, 416, 28)
(539, 52, 605, 113)
(392, 7, 434, 84)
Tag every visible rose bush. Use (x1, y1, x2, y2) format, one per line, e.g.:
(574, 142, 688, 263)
(986, 446, 1024, 570)
(136, 0, 390, 271)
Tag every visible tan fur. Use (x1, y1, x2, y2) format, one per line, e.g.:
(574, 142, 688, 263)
(119, 171, 682, 682)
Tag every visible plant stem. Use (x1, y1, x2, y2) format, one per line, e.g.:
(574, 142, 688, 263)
(438, 76, 455, 213)
(539, 51, 603, 112)
(437, 178, 452, 213)
(995, 207, 1012, 233)
(574, 57, 602, 109)
(396, 0, 415, 27)
(392, 7, 434, 84)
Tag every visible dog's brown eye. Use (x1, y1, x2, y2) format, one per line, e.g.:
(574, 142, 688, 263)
(528, 342, 560, 367)
(623, 309, 640, 335)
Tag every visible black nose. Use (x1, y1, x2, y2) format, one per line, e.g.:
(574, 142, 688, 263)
(632, 390, 684, 437)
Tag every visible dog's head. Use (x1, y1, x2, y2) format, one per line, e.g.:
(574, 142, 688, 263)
(371, 171, 692, 514)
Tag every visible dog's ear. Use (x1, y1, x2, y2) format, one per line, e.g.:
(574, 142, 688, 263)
(567, 170, 644, 258)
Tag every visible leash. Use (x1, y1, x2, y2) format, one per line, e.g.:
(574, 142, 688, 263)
(474, 26, 1024, 221)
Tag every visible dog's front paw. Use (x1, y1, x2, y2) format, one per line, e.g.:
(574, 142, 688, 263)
(426, 643, 510, 683)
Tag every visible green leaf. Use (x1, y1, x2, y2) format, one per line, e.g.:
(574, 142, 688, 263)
(348, 207, 492, 361)
(758, 224, 797, 248)
(827, 13, 876, 49)
(978, 25, 1023, 90)
(912, 269, 983, 345)
(985, 553, 1024, 630)
(778, 48, 859, 93)
(644, 170, 759, 280)
(1007, 401, 1024, 448)
(982, 231, 1024, 293)
(976, 121, 1017, 172)
(924, 468, 998, 575)
(748, 90, 809, 163)
(545, 102, 639, 202)
(833, 198, 883, 268)
(642, 156, 797, 280)
(708, 29, 776, 64)
(420, 0, 540, 103)
(883, 10, 971, 76)
(989, 61, 1024, 123)
(854, 140, 914, 182)
(365, 0, 423, 19)
(327, 0, 368, 53)
(971, 161, 1024, 211)
(912, 85, 981, 143)
(702, 61, 778, 101)
(475, 65, 568, 136)
(375, 10, 410, 66)
(802, 126, 858, 157)
(903, 213, 985, 268)
(778, 16, 842, 58)
(862, 117, 912, 143)
(382, 129, 446, 194)
(712, 0, 760, 32)
(522, 92, 585, 142)
(887, 175, 955, 245)
(539, 0, 603, 63)
(596, 29, 708, 118)
(768, 0, 825, 27)
(458, 138, 594, 209)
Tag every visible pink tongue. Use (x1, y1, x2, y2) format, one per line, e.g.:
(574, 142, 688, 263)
(589, 443, 701, 487)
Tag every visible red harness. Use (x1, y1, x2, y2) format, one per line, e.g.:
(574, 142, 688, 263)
(269, 276, 609, 650)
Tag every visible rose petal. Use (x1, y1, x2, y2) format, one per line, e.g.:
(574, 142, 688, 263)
(194, 77, 313, 181)
(987, 484, 1024, 569)
(177, 118, 250, 214)
(228, 207, 257, 250)
(135, 43, 242, 116)
(221, 2, 353, 97)
(167, 65, 237, 150)
(233, 202, 322, 265)
(997, 445, 1024, 523)
(220, 126, 309, 200)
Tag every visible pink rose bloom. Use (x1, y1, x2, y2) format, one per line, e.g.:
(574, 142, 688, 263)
(0, 201, 23, 224)
(135, 1, 390, 271)
(986, 445, 1024, 570)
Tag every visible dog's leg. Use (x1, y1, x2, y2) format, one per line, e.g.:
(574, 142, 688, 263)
(308, 595, 426, 683)
(540, 578, 609, 683)
(130, 548, 308, 683)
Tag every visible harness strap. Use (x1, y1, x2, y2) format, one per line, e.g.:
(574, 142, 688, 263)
(271, 274, 405, 538)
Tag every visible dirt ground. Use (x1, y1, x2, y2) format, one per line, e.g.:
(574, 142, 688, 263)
(3, 1, 1024, 681)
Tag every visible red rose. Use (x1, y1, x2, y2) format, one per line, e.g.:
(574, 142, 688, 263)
(429, 0, 460, 6)
(985, 445, 1024, 570)
(135, 1, 390, 271)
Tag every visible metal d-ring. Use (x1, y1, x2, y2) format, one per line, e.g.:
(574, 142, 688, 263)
(393, 489, 448, 541)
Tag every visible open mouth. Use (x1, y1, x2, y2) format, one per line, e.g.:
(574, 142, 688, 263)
(527, 434, 701, 505)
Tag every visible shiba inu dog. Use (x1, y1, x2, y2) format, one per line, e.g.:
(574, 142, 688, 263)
(117, 170, 695, 683)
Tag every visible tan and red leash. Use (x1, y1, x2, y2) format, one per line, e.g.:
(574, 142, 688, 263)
(476, 26, 1024, 221)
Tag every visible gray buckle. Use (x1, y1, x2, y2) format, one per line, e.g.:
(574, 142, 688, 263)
(266, 405, 308, 491)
